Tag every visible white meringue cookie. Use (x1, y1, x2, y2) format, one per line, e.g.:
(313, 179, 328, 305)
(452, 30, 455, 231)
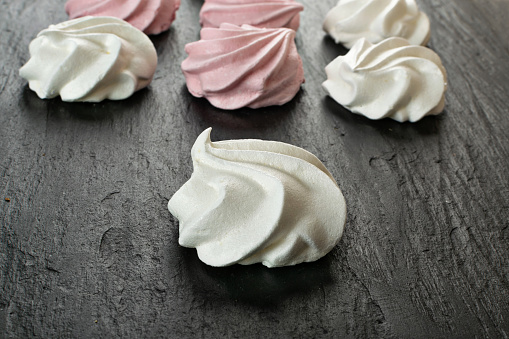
(323, 0, 430, 48)
(168, 128, 347, 268)
(323, 38, 447, 122)
(19, 16, 157, 102)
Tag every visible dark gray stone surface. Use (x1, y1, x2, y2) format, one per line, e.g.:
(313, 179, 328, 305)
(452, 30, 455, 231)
(1, 0, 509, 337)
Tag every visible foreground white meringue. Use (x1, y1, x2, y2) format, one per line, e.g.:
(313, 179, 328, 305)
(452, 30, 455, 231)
(19, 16, 157, 102)
(323, 0, 430, 48)
(168, 128, 347, 268)
(323, 38, 447, 122)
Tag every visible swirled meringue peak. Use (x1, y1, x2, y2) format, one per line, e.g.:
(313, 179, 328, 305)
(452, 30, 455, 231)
(323, 0, 430, 48)
(168, 128, 347, 268)
(19, 17, 157, 102)
(181, 23, 305, 110)
(323, 38, 447, 122)
(65, 0, 181, 35)
(200, 0, 304, 31)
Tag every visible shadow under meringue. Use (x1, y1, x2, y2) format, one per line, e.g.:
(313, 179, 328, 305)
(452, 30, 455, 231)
(321, 95, 442, 139)
(180, 84, 300, 132)
(149, 28, 172, 53)
(321, 36, 349, 63)
(20, 84, 152, 122)
(179, 246, 334, 307)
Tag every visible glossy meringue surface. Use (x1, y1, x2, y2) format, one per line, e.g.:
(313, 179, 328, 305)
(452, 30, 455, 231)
(65, 0, 181, 35)
(323, 0, 430, 48)
(19, 16, 157, 102)
(323, 38, 447, 122)
(168, 128, 347, 268)
(200, 0, 303, 31)
(181, 23, 304, 110)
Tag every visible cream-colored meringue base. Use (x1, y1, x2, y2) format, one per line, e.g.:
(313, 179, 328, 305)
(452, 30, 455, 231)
(323, 38, 447, 123)
(168, 128, 347, 268)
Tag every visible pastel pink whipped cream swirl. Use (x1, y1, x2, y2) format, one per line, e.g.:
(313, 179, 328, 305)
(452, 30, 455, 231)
(181, 23, 305, 110)
(65, 0, 180, 35)
(200, 0, 304, 31)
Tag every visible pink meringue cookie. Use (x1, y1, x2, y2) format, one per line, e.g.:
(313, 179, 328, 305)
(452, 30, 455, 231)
(65, 0, 180, 35)
(181, 23, 305, 110)
(200, 0, 304, 31)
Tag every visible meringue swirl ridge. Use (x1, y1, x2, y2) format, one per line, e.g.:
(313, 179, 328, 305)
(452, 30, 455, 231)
(168, 128, 347, 268)
(181, 23, 305, 109)
(65, 0, 181, 35)
(323, 0, 430, 48)
(19, 16, 157, 102)
(200, 0, 304, 31)
(323, 38, 447, 122)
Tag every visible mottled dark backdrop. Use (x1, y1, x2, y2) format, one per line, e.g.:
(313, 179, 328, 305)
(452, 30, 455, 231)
(1, 0, 508, 338)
